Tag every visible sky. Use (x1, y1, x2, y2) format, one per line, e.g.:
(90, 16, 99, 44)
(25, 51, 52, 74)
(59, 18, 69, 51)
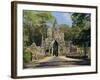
(52, 12, 73, 27)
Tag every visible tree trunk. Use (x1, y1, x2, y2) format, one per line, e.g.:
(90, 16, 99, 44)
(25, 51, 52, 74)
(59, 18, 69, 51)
(83, 43, 87, 57)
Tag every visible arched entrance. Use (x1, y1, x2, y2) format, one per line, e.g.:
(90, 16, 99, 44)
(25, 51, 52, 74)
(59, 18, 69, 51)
(53, 40, 58, 56)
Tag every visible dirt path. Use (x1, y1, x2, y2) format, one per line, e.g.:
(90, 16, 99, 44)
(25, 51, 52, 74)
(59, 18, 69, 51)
(38, 56, 82, 63)
(24, 56, 90, 68)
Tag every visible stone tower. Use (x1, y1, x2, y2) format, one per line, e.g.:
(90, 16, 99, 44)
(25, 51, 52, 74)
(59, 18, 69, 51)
(44, 19, 67, 56)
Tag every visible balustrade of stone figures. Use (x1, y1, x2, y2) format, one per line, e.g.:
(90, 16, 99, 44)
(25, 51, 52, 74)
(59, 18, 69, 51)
(26, 42, 45, 61)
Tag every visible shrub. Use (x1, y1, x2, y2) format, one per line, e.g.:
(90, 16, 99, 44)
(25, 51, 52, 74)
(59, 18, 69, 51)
(23, 51, 32, 63)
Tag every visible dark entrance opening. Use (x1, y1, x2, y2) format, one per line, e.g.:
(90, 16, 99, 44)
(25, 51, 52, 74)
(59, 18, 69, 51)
(53, 40, 58, 57)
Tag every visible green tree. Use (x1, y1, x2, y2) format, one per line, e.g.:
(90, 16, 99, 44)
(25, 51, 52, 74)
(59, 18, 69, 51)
(23, 11, 55, 63)
(59, 24, 72, 41)
(36, 12, 55, 39)
(71, 13, 91, 58)
(23, 11, 55, 46)
(72, 13, 91, 29)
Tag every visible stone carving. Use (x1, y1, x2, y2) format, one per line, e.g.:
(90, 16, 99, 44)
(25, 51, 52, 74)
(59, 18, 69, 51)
(41, 19, 67, 56)
(27, 19, 67, 61)
(26, 43, 44, 61)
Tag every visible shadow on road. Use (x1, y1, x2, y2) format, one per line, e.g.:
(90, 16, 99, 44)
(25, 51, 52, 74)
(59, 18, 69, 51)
(24, 59, 90, 68)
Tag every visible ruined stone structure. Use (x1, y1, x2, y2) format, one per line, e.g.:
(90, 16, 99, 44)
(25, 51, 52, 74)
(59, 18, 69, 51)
(27, 19, 67, 60)
(42, 19, 67, 56)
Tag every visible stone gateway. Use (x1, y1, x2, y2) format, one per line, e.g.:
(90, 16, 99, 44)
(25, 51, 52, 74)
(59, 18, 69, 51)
(41, 19, 67, 56)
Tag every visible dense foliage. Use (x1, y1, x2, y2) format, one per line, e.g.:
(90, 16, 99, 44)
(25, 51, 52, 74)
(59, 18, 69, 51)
(23, 11, 55, 63)
(71, 13, 91, 57)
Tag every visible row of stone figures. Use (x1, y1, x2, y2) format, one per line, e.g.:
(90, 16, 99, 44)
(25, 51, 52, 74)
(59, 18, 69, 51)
(26, 43, 40, 61)
(26, 41, 68, 61)
(26, 41, 90, 62)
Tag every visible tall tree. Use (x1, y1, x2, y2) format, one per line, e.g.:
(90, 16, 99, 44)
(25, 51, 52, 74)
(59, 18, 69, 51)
(36, 12, 55, 39)
(59, 24, 72, 41)
(23, 11, 55, 63)
(23, 11, 55, 46)
(71, 13, 91, 57)
(72, 13, 91, 29)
